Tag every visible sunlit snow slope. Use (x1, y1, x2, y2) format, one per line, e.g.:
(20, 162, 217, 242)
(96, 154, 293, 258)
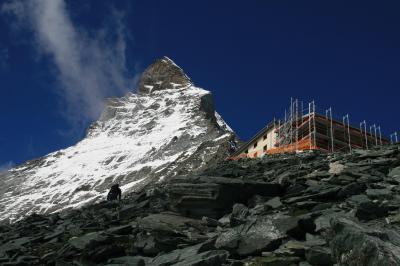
(0, 57, 236, 222)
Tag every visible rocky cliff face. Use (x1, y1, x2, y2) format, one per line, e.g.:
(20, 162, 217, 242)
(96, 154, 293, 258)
(1, 145, 400, 265)
(0, 57, 236, 223)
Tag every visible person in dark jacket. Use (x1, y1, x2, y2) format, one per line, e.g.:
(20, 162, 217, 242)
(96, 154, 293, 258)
(107, 184, 122, 201)
(228, 139, 238, 153)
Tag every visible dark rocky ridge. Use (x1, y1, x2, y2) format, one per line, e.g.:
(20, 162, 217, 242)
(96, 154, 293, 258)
(1, 145, 400, 265)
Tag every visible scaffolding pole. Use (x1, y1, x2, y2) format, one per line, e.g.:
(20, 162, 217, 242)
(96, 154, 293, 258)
(360, 120, 368, 149)
(326, 107, 334, 152)
(290, 97, 293, 145)
(312, 101, 316, 148)
(295, 99, 299, 151)
(277, 120, 281, 148)
(390, 132, 398, 144)
(373, 124, 378, 146)
(377, 126, 382, 146)
(308, 102, 312, 149)
(370, 125, 375, 147)
(359, 122, 364, 149)
(343, 114, 352, 153)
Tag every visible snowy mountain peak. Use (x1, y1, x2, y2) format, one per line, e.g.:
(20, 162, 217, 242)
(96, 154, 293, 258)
(138, 57, 192, 94)
(0, 58, 236, 222)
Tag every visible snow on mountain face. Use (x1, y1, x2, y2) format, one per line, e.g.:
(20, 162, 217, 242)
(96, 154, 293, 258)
(0, 57, 236, 223)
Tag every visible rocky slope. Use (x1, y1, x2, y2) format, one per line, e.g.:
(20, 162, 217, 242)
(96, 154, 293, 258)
(1, 145, 400, 265)
(0, 57, 235, 223)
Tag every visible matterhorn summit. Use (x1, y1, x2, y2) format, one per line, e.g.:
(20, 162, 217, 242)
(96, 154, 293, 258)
(0, 57, 236, 222)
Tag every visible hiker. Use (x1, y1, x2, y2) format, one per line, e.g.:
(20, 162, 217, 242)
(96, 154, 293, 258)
(107, 184, 122, 201)
(228, 139, 238, 153)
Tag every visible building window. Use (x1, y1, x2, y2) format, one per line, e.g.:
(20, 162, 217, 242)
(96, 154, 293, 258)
(263, 134, 268, 140)
(253, 142, 257, 148)
(264, 145, 268, 151)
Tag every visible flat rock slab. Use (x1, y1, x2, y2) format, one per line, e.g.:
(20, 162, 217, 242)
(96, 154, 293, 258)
(137, 212, 206, 233)
(167, 176, 282, 218)
(68, 232, 110, 250)
(148, 241, 228, 266)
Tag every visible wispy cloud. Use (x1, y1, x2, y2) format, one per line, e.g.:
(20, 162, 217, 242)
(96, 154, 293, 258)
(2, 0, 133, 131)
(0, 161, 14, 174)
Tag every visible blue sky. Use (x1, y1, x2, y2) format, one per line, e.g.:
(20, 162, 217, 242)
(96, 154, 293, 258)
(1, 0, 400, 168)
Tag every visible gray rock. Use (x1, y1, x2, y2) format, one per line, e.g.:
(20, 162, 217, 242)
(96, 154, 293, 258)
(107, 256, 147, 266)
(252, 255, 301, 266)
(355, 200, 389, 221)
(331, 217, 400, 265)
(274, 216, 305, 240)
(68, 232, 110, 250)
(0, 237, 34, 253)
(119, 200, 149, 220)
(106, 225, 133, 235)
(305, 233, 326, 246)
(285, 186, 339, 204)
(389, 166, 400, 178)
(173, 250, 229, 266)
(265, 197, 283, 209)
(348, 194, 370, 205)
(230, 203, 249, 226)
(167, 176, 281, 218)
(215, 214, 297, 256)
(356, 149, 397, 158)
(293, 201, 319, 209)
(366, 188, 393, 199)
(337, 183, 365, 198)
(280, 240, 307, 256)
(311, 202, 333, 212)
(90, 245, 126, 263)
(314, 211, 346, 232)
(149, 241, 228, 266)
(305, 246, 333, 266)
(137, 212, 206, 236)
(201, 216, 220, 227)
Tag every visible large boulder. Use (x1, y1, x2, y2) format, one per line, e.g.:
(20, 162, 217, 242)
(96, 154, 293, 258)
(331, 218, 400, 265)
(167, 176, 282, 218)
(215, 214, 303, 257)
(134, 212, 209, 255)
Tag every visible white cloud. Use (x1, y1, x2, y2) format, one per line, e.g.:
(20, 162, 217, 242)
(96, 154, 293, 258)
(0, 161, 14, 174)
(2, 0, 133, 130)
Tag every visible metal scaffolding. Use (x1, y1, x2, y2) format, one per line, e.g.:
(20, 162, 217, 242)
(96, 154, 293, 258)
(390, 132, 398, 144)
(269, 98, 389, 154)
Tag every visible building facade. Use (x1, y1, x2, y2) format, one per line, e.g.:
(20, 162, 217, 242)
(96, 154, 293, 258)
(230, 109, 389, 159)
